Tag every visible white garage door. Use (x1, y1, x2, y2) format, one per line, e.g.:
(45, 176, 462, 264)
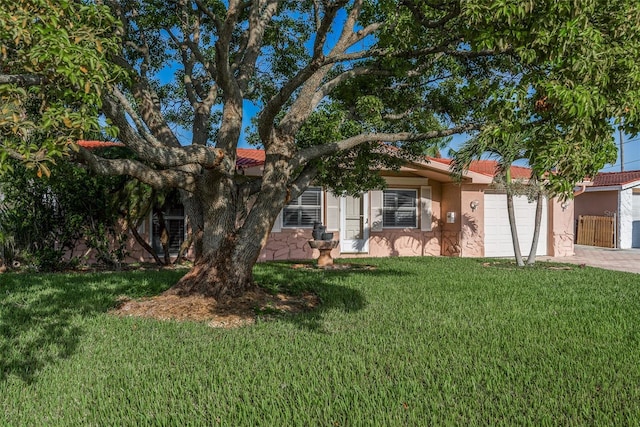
(632, 192, 640, 248)
(484, 193, 548, 257)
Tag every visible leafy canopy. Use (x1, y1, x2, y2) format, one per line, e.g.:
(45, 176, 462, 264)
(0, 0, 124, 176)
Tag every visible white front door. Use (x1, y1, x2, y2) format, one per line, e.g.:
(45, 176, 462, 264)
(340, 194, 369, 253)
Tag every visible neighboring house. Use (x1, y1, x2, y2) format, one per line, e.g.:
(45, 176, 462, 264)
(574, 170, 640, 249)
(77, 141, 575, 263)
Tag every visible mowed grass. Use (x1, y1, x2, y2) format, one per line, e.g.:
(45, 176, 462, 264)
(1, 257, 640, 425)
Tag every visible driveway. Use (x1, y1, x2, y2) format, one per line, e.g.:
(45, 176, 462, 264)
(540, 245, 640, 274)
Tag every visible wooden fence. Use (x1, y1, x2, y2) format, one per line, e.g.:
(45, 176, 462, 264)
(576, 215, 615, 248)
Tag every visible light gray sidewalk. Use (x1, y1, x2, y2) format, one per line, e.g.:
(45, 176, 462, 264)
(539, 245, 640, 274)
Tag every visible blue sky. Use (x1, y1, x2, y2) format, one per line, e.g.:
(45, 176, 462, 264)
(601, 133, 640, 173)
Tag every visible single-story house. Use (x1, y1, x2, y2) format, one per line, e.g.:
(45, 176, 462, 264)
(135, 150, 574, 262)
(574, 170, 640, 249)
(75, 142, 575, 262)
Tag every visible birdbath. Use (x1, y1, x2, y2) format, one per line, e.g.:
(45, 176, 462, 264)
(308, 240, 339, 267)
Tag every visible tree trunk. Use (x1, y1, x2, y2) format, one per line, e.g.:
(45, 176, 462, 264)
(180, 189, 204, 262)
(173, 231, 193, 265)
(155, 208, 171, 265)
(129, 221, 165, 266)
(164, 233, 261, 300)
(506, 190, 524, 267)
(162, 167, 286, 300)
(526, 191, 544, 266)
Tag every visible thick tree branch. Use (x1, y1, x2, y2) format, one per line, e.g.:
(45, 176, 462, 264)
(288, 163, 319, 201)
(276, 1, 367, 137)
(311, 67, 394, 107)
(0, 74, 46, 86)
(236, 0, 278, 92)
(215, 0, 242, 95)
(106, 88, 164, 148)
(214, 0, 245, 153)
(102, 93, 227, 169)
(238, 175, 263, 198)
(129, 79, 183, 148)
(312, 1, 349, 58)
(76, 148, 198, 192)
(166, 28, 199, 106)
(258, 1, 345, 144)
(331, 0, 365, 51)
(292, 123, 482, 169)
(2, 147, 46, 162)
(169, 15, 219, 146)
(194, 0, 223, 31)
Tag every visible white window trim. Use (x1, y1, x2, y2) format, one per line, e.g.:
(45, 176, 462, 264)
(281, 186, 324, 229)
(382, 188, 419, 229)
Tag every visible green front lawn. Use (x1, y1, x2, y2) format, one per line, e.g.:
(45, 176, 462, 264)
(1, 258, 640, 425)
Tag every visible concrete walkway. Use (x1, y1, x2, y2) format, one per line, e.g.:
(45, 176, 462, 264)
(540, 245, 640, 274)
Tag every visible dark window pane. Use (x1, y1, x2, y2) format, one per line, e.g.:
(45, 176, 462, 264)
(152, 211, 186, 256)
(382, 189, 417, 228)
(283, 187, 321, 228)
(283, 208, 301, 227)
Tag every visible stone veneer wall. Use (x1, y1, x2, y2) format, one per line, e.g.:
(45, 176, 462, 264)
(259, 229, 327, 261)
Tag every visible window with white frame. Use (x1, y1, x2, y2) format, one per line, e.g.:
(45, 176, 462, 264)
(283, 187, 322, 228)
(383, 189, 418, 228)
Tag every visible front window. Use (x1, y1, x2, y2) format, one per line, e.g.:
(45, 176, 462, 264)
(383, 189, 417, 228)
(152, 205, 186, 255)
(283, 187, 322, 228)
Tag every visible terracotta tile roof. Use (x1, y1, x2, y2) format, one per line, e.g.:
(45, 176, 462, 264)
(236, 148, 265, 168)
(77, 140, 125, 149)
(590, 170, 640, 187)
(76, 141, 266, 168)
(428, 157, 532, 179)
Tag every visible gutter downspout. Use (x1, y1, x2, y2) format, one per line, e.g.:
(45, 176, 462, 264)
(573, 182, 589, 197)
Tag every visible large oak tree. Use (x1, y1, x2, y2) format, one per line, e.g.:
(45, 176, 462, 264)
(2, 0, 640, 298)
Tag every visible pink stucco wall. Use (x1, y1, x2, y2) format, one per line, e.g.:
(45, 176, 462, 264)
(440, 183, 462, 256)
(459, 184, 485, 257)
(549, 198, 575, 257)
(368, 230, 441, 257)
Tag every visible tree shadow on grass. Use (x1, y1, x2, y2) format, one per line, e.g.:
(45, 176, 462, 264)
(253, 261, 411, 333)
(0, 261, 408, 381)
(0, 270, 182, 383)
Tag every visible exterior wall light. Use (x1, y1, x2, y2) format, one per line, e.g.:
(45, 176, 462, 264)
(470, 200, 479, 212)
(446, 211, 456, 223)
(561, 200, 570, 211)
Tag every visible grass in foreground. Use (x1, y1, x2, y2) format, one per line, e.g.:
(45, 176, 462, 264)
(1, 258, 640, 425)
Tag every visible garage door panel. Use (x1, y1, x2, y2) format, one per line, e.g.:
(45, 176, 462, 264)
(484, 194, 548, 257)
